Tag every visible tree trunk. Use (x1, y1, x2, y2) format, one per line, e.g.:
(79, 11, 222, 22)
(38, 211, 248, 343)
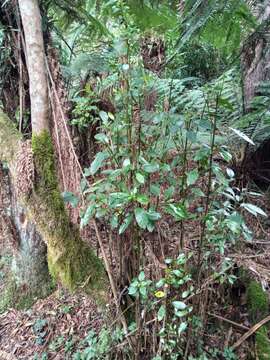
(0, 109, 108, 304)
(242, 1, 270, 110)
(18, 0, 49, 133)
(0, 131, 51, 313)
(2, 0, 109, 303)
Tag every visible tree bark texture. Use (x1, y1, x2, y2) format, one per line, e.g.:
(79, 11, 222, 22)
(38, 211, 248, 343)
(0, 112, 108, 304)
(18, 0, 49, 133)
(0, 155, 51, 312)
(242, 1, 270, 110)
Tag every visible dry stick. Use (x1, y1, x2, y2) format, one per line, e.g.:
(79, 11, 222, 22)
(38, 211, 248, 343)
(48, 83, 67, 190)
(208, 312, 249, 331)
(92, 220, 132, 347)
(45, 59, 85, 179)
(231, 314, 270, 350)
(19, 46, 23, 133)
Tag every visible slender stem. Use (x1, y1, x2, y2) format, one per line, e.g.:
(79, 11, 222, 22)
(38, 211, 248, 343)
(197, 95, 219, 282)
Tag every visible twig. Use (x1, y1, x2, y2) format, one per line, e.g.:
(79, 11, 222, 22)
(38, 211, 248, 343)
(92, 219, 132, 347)
(45, 58, 85, 180)
(231, 314, 270, 350)
(208, 312, 249, 331)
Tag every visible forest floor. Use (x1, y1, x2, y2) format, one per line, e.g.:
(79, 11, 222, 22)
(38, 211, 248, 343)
(0, 193, 270, 359)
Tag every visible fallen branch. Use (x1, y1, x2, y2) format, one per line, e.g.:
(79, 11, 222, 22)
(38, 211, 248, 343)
(231, 314, 270, 350)
(208, 312, 249, 331)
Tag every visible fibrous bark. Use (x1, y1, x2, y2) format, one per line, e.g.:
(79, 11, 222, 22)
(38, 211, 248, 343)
(0, 117, 52, 312)
(0, 111, 108, 304)
(17, 0, 109, 302)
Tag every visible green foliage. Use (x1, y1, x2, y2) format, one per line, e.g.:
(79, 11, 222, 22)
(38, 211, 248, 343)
(62, 21, 267, 356)
(71, 95, 99, 128)
(128, 254, 193, 358)
(73, 327, 126, 359)
(180, 0, 256, 57)
(4, 0, 268, 357)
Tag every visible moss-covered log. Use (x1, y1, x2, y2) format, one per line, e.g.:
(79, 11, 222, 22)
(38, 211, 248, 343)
(0, 111, 108, 304)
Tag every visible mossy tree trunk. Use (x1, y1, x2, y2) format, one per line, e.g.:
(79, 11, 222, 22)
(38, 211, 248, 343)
(0, 121, 52, 312)
(0, 0, 109, 304)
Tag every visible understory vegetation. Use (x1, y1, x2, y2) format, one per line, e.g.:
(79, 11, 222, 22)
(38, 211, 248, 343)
(0, 0, 270, 359)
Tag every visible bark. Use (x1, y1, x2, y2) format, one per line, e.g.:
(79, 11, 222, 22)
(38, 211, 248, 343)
(0, 110, 108, 304)
(242, 1, 270, 110)
(16, 0, 108, 302)
(0, 119, 51, 312)
(18, 0, 49, 133)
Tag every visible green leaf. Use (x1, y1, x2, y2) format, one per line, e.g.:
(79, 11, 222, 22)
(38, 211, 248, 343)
(172, 269, 182, 277)
(135, 172, 145, 184)
(110, 215, 119, 229)
(164, 186, 174, 200)
(109, 192, 130, 208)
(81, 204, 95, 227)
(187, 169, 199, 186)
(172, 301, 186, 310)
(134, 208, 149, 229)
(182, 290, 189, 299)
(138, 271, 145, 281)
(139, 286, 147, 297)
(62, 191, 79, 208)
(94, 133, 109, 144)
(150, 184, 160, 196)
(178, 322, 187, 334)
(219, 97, 234, 111)
(191, 188, 205, 197)
(99, 111, 108, 123)
(241, 203, 267, 217)
(143, 163, 159, 173)
(175, 309, 190, 317)
(128, 286, 137, 296)
(90, 151, 108, 175)
(136, 194, 149, 205)
(119, 214, 132, 234)
(156, 279, 165, 288)
(157, 305, 166, 321)
(123, 158, 131, 168)
(167, 204, 188, 220)
(219, 148, 232, 162)
(146, 222, 155, 232)
(147, 210, 161, 221)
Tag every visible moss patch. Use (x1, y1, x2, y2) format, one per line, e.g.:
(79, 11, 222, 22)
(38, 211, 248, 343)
(247, 281, 269, 323)
(256, 327, 270, 360)
(246, 280, 270, 360)
(30, 131, 108, 302)
(0, 276, 54, 314)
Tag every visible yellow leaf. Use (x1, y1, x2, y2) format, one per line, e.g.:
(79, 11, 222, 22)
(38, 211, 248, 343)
(155, 291, 165, 298)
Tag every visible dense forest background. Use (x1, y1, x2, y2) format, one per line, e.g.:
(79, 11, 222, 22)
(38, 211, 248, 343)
(1, 0, 270, 359)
